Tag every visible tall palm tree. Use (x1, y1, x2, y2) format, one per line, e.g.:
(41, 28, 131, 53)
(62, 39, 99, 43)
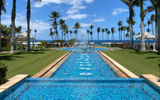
(150, 14, 155, 35)
(150, 0, 160, 54)
(50, 11, 60, 40)
(111, 27, 115, 41)
(69, 30, 72, 39)
(0, 0, 6, 51)
(147, 19, 151, 32)
(105, 28, 108, 40)
(10, 0, 16, 54)
(27, 0, 41, 51)
(33, 29, 37, 49)
(121, 0, 139, 48)
(107, 30, 110, 41)
(74, 22, 81, 40)
(117, 21, 122, 40)
(87, 30, 90, 42)
(89, 25, 94, 42)
(123, 26, 127, 41)
(139, 0, 153, 50)
(59, 19, 65, 40)
(97, 27, 101, 41)
(102, 29, 105, 42)
(49, 28, 54, 41)
(74, 30, 78, 39)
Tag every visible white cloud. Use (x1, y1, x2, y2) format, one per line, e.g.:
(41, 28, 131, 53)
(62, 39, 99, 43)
(33, 0, 94, 20)
(93, 18, 105, 23)
(2, 14, 50, 35)
(112, 8, 128, 16)
(81, 23, 92, 27)
(64, 13, 88, 20)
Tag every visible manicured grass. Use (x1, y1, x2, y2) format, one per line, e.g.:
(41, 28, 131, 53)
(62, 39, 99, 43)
(103, 49, 160, 77)
(0, 50, 67, 78)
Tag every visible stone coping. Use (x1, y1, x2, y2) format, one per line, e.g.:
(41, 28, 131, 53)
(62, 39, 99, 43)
(98, 51, 139, 78)
(32, 51, 71, 78)
(141, 74, 160, 89)
(0, 74, 29, 93)
(42, 52, 71, 78)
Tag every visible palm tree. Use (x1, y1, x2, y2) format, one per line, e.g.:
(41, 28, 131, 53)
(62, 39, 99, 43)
(150, 14, 155, 35)
(89, 25, 94, 42)
(50, 11, 60, 40)
(33, 29, 37, 49)
(107, 30, 110, 41)
(102, 29, 105, 42)
(69, 30, 72, 39)
(150, 0, 160, 54)
(123, 26, 127, 41)
(121, 0, 139, 48)
(59, 19, 65, 40)
(10, 0, 16, 54)
(87, 30, 90, 42)
(97, 27, 101, 41)
(0, 0, 6, 51)
(74, 30, 78, 39)
(74, 22, 81, 40)
(49, 28, 54, 41)
(111, 27, 115, 41)
(117, 21, 122, 40)
(147, 19, 151, 32)
(139, 0, 153, 50)
(105, 28, 108, 40)
(27, 0, 41, 51)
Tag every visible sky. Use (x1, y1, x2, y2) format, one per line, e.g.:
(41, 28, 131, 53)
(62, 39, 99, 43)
(2, 0, 154, 40)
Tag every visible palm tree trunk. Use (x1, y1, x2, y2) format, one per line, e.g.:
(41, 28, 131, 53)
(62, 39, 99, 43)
(152, 23, 154, 35)
(0, 15, 2, 51)
(157, 8, 160, 54)
(141, 19, 145, 50)
(11, 0, 16, 54)
(130, 24, 134, 49)
(155, 9, 158, 49)
(27, 0, 31, 51)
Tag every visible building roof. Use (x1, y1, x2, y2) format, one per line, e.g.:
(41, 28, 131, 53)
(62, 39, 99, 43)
(16, 32, 34, 39)
(136, 32, 155, 39)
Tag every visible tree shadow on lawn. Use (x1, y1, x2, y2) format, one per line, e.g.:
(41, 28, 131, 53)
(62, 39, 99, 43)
(0, 50, 45, 61)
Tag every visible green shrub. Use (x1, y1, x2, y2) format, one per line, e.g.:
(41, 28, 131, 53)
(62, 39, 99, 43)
(69, 39, 77, 46)
(0, 63, 8, 84)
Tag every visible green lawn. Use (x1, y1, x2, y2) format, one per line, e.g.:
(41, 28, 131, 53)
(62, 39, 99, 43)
(103, 49, 160, 77)
(0, 50, 67, 78)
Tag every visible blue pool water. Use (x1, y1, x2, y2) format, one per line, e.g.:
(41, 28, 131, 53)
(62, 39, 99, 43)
(0, 47, 160, 100)
(51, 52, 118, 78)
(1, 78, 160, 100)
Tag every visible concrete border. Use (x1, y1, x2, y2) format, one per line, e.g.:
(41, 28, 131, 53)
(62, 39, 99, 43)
(0, 74, 29, 93)
(141, 74, 160, 89)
(98, 51, 139, 78)
(32, 51, 71, 78)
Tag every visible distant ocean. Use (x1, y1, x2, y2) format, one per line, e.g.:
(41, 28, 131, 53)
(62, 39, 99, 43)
(34, 40, 154, 45)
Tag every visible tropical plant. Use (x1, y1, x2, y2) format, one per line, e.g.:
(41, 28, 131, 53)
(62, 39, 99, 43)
(117, 21, 122, 40)
(74, 22, 81, 40)
(105, 28, 108, 40)
(26, 0, 41, 51)
(33, 29, 37, 50)
(49, 28, 54, 41)
(10, 0, 16, 53)
(89, 25, 94, 42)
(97, 27, 101, 41)
(111, 27, 115, 41)
(0, 0, 6, 51)
(0, 62, 7, 84)
(147, 19, 151, 32)
(59, 19, 65, 40)
(150, 14, 155, 35)
(50, 11, 60, 40)
(139, 0, 153, 50)
(107, 30, 110, 41)
(102, 29, 105, 42)
(121, 0, 139, 48)
(87, 30, 90, 42)
(150, 0, 160, 54)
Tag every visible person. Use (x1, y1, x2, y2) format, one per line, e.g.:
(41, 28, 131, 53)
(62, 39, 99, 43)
(150, 44, 153, 50)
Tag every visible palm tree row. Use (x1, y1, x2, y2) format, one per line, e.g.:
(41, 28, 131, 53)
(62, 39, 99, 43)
(120, 0, 160, 54)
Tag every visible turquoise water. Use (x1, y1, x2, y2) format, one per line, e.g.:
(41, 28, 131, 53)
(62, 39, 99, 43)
(0, 47, 160, 100)
(1, 78, 160, 100)
(51, 52, 118, 78)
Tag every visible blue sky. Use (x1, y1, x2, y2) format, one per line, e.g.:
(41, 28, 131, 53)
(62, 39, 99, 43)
(2, 0, 154, 40)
